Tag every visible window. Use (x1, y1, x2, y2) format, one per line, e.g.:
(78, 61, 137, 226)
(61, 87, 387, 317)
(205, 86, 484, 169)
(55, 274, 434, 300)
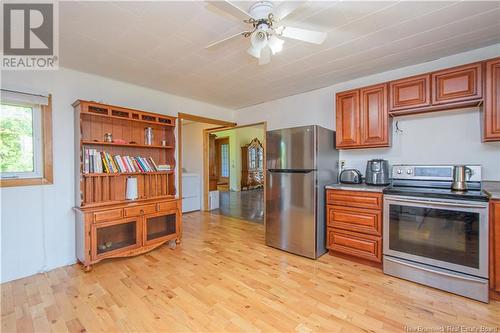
(0, 90, 53, 187)
(0, 103, 42, 179)
(220, 143, 229, 178)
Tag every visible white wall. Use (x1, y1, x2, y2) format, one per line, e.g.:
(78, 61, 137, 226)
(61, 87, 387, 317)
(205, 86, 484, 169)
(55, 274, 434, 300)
(236, 44, 500, 180)
(181, 121, 215, 210)
(342, 109, 500, 179)
(0, 68, 233, 283)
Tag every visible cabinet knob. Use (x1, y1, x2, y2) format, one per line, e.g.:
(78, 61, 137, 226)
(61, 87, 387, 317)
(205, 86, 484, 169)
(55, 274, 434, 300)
(140, 209, 144, 215)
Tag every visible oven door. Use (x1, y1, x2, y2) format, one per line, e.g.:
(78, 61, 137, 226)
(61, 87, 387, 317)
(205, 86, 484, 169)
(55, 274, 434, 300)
(383, 195, 488, 278)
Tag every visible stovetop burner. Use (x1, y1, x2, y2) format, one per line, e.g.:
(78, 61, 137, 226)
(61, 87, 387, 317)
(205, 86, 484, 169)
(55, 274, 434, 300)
(384, 164, 490, 202)
(383, 184, 490, 202)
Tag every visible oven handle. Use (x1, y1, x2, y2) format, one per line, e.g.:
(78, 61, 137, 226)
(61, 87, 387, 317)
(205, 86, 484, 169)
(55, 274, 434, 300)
(385, 197, 487, 209)
(384, 257, 486, 283)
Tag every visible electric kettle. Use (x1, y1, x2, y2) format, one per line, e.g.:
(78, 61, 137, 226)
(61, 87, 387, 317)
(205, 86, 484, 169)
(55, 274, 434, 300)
(451, 165, 472, 191)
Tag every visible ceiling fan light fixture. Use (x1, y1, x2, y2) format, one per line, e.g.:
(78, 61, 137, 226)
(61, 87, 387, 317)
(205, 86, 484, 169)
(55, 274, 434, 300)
(250, 28, 268, 49)
(206, 0, 328, 65)
(247, 45, 261, 59)
(259, 46, 272, 65)
(268, 35, 284, 54)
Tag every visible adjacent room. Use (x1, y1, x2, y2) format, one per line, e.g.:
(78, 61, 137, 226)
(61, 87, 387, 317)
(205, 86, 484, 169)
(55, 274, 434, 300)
(209, 124, 265, 223)
(1, 1, 500, 332)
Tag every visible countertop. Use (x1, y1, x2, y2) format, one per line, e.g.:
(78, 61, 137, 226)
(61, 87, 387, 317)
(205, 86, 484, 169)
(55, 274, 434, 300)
(326, 181, 500, 198)
(483, 181, 500, 200)
(325, 183, 388, 193)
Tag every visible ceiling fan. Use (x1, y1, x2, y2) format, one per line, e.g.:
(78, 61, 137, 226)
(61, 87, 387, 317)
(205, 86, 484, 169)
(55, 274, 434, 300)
(205, 1, 327, 65)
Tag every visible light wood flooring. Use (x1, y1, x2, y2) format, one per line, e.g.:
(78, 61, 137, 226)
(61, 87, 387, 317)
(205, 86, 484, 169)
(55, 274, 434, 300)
(2, 211, 500, 332)
(214, 189, 264, 223)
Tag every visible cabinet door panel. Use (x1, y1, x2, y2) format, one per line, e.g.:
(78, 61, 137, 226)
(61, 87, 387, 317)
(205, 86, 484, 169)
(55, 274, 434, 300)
(484, 58, 500, 141)
(336, 90, 360, 148)
(432, 63, 482, 104)
(144, 210, 179, 245)
(91, 218, 141, 260)
(360, 84, 389, 146)
(390, 74, 431, 111)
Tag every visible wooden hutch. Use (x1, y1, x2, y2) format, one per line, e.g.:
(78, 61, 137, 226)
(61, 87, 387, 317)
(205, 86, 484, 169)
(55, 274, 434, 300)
(241, 138, 264, 190)
(73, 100, 181, 271)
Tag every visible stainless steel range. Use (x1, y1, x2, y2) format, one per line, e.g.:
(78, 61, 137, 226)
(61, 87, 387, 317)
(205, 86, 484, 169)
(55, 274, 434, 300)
(382, 165, 489, 302)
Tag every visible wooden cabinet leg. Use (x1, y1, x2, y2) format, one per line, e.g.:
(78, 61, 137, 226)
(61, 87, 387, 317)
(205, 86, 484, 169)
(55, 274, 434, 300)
(83, 265, 92, 272)
(176, 237, 181, 244)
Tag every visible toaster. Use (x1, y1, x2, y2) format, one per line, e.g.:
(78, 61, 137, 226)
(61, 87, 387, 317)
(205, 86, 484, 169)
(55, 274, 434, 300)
(339, 169, 363, 184)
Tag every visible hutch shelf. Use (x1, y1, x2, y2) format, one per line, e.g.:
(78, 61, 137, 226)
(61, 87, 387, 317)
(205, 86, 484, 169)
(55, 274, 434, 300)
(73, 100, 181, 271)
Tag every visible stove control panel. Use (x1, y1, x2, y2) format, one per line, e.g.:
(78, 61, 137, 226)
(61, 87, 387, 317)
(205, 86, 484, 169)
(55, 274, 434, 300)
(392, 165, 482, 182)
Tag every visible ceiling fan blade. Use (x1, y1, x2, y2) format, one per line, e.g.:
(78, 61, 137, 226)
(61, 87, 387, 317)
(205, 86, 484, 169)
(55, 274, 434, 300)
(206, 0, 253, 21)
(278, 26, 327, 44)
(274, 1, 307, 21)
(259, 47, 271, 65)
(206, 31, 247, 49)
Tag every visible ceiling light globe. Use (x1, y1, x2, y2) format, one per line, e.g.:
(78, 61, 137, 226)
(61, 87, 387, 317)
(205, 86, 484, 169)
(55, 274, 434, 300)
(250, 28, 268, 50)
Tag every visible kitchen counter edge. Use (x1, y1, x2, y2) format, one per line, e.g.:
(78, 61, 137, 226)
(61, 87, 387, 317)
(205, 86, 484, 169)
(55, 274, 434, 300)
(325, 183, 388, 193)
(483, 181, 500, 200)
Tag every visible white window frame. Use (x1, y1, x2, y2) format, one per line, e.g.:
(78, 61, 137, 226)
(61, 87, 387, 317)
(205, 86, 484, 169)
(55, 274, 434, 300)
(0, 101, 43, 180)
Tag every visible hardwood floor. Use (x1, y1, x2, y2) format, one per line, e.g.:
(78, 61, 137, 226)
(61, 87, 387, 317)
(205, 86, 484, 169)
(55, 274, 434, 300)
(213, 188, 264, 223)
(2, 211, 499, 332)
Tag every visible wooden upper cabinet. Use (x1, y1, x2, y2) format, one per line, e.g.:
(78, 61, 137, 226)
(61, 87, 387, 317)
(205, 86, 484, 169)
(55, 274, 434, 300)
(360, 84, 389, 147)
(336, 90, 361, 148)
(484, 58, 500, 142)
(335, 85, 389, 149)
(389, 74, 431, 111)
(432, 62, 482, 105)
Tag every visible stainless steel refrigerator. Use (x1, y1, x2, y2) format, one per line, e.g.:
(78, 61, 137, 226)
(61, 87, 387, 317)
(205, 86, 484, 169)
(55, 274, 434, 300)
(265, 125, 339, 259)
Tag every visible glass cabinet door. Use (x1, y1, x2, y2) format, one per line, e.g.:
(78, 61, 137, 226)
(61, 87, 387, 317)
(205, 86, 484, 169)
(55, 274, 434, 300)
(93, 218, 140, 258)
(145, 211, 178, 244)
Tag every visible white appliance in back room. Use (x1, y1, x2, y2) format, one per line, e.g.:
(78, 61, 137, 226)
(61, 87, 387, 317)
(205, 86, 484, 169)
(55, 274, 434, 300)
(182, 173, 201, 213)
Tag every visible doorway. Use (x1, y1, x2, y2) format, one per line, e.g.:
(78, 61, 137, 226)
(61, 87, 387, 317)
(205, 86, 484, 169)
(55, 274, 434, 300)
(214, 137, 230, 192)
(205, 123, 266, 223)
(177, 113, 236, 214)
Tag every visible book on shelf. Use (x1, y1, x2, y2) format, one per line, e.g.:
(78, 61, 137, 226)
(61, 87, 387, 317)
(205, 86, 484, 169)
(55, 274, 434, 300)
(83, 148, 161, 174)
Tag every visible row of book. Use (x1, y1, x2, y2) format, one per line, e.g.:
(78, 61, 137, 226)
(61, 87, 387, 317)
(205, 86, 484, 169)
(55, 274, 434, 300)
(83, 149, 159, 174)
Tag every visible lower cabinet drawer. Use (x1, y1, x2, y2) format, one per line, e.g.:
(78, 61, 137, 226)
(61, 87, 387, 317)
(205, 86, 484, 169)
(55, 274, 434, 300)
(124, 204, 156, 217)
(326, 189, 382, 210)
(157, 200, 178, 212)
(327, 205, 381, 236)
(93, 208, 123, 223)
(327, 228, 382, 263)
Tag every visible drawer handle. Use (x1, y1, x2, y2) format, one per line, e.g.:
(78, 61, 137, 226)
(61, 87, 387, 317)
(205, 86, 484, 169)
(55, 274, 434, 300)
(140, 209, 144, 215)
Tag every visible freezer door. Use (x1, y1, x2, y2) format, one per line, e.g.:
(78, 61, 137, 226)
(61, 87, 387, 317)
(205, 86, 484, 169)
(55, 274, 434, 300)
(266, 126, 316, 170)
(265, 170, 317, 258)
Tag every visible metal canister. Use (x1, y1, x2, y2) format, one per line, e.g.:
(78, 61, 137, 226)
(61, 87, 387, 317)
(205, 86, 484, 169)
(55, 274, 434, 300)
(145, 127, 153, 145)
(104, 133, 113, 142)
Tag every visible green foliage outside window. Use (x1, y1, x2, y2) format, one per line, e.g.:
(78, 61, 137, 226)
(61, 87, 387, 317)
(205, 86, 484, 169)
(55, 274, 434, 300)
(0, 104, 34, 173)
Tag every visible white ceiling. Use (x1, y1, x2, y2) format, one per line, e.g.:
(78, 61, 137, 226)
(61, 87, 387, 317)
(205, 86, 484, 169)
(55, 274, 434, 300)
(59, 1, 500, 109)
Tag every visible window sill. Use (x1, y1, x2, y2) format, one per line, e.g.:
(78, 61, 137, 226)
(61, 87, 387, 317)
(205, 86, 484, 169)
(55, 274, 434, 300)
(0, 177, 53, 188)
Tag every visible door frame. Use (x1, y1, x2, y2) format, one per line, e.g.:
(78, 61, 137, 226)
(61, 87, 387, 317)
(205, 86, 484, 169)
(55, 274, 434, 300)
(177, 113, 236, 212)
(214, 136, 230, 188)
(203, 122, 267, 213)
